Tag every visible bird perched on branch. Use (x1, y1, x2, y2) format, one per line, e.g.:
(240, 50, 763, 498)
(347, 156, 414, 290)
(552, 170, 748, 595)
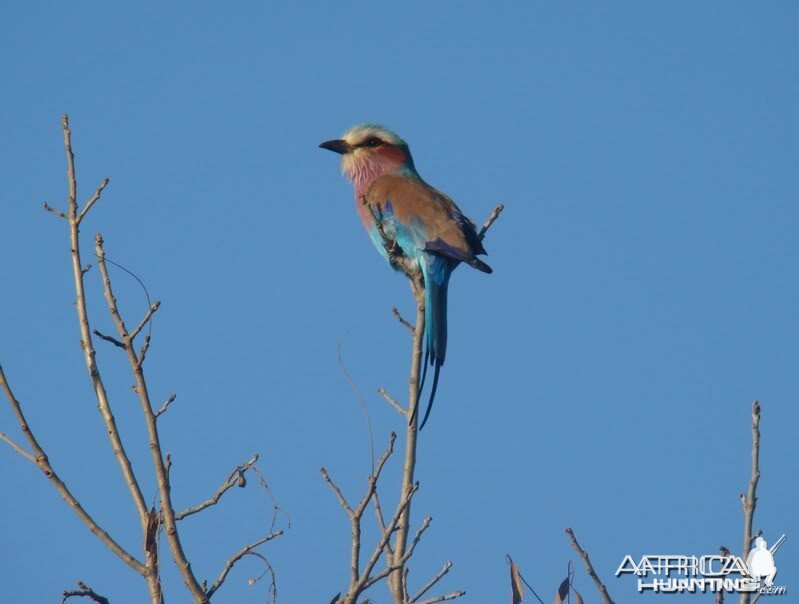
(320, 124, 492, 429)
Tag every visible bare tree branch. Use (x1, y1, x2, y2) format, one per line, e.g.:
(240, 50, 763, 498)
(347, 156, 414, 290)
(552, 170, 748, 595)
(478, 203, 504, 240)
(565, 528, 613, 604)
(739, 400, 761, 604)
(378, 387, 407, 416)
(44, 201, 67, 219)
(416, 592, 466, 604)
(360, 482, 420, 591)
(389, 278, 425, 600)
(61, 581, 109, 604)
(78, 178, 109, 223)
(0, 364, 145, 575)
(0, 431, 36, 463)
(205, 531, 284, 598)
(392, 307, 414, 333)
(60, 115, 151, 535)
(129, 301, 160, 342)
(176, 453, 259, 520)
(138, 335, 152, 366)
(92, 329, 126, 349)
(411, 561, 453, 603)
(323, 433, 398, 595)
(155, 393, 176, 418)
(95, 233, 207, 602)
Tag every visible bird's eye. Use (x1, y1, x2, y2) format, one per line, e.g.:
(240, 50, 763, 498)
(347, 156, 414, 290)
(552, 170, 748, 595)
(364, 137, 383, 147)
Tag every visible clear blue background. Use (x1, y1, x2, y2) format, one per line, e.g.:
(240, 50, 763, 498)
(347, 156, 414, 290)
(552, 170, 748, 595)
(1, 1, 797, 602)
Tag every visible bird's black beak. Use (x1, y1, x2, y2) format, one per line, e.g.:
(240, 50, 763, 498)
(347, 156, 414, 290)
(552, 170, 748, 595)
(319, 139, 352, 155)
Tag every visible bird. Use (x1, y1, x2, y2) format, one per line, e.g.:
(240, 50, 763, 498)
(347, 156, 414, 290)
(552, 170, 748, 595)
(320, 124, 492, 429)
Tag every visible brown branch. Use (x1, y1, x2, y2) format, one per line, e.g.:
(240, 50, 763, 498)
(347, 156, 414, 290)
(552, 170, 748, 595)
(176, 453, 259, 521)
(95, 232, 207, 602)
(739, 400, 761, 604)
(92, 329, 126, 349)
(322, 433, 397, 596)
(411, 561, 453, 603)
(0, 431, 36, 463)
(392, 306, 415, 333)
(129, 301, 160, 342)
(320, 467, 354, 516)
(0, 364, 145, 575)
(205, 531, 284, 598)
(60, 114, 151, 536)
(78, 178, 109, 223)
(478, 203, 504, 240)
(44, 201, 67, 219)
(565, 528, 614, 604)
(378, 387, 407, 416)
(360, 482, 420, 591)
(416, 592, 466, 604)
(138, 335, 151, 366)
(61, 581, 109, 604)
(155, 393, 176, 418)
(389, 278, 425, 599)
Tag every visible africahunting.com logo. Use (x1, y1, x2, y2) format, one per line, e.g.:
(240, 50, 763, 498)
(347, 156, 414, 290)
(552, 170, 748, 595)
(615, 534, 787, 596)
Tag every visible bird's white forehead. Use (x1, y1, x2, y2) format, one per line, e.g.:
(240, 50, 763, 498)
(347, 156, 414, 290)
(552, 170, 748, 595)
(342, 123, 406, 146)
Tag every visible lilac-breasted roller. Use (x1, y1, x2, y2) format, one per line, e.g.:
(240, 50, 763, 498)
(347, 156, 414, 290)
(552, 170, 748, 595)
(320, 124, 492, 429)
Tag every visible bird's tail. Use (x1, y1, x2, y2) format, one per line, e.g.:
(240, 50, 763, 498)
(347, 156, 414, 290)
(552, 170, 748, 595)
(412, 258, 450, 430)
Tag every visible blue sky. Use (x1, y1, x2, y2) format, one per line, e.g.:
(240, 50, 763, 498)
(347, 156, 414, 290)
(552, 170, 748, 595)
(1, 1, 797, 602)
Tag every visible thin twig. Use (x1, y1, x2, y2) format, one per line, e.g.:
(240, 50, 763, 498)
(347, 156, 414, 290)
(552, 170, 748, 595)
(320, 467, 354, 516)
(176, 454, 259, 520)
(205, 531, 284, 598)
(401, 516, 432, 564)
(739, 401, 761, 604)
(0, 431, 36, 463)
(78, 178, 109, 223)
(61, 581, 110, 604)
(378, 388, 407, 416)
(392, 307, 414, 333)
(92, 329, 126, 349)
(155, 393, 176, 418)
(565, 528, 614, 604)
(411, 561, 453, 603)
(43, 201, 67, 219)
(129, 302, 160, 342)
(416, 592, 466, 604)
(478, 203, 504, 240)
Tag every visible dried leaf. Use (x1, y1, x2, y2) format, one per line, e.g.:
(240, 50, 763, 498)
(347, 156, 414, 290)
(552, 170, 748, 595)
(573, 588, 584, 604)
(510, 557, 525, 603)
(554, 577, 569, 604)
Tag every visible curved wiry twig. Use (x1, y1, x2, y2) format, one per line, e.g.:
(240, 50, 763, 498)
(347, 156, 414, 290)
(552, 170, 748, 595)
(205, 531, 283, 598)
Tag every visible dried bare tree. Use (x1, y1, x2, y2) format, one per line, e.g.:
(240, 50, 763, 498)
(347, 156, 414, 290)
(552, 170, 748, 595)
(322, 198, 503, 604)
(0, 115, 282, 603)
